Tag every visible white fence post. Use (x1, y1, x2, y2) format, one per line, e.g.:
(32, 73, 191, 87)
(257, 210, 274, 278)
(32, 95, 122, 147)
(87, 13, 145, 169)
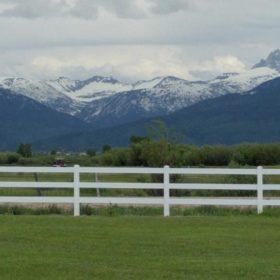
(74, 165, 80, 216)
(257, 166, 263, 214)
(2, 165, 280, 213)
(163, 165, 170, 217)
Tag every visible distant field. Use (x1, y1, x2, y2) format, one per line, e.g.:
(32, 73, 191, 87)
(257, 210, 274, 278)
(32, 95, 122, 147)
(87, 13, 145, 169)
(0, 170, 280, 197)
(0, 216, 280, 279)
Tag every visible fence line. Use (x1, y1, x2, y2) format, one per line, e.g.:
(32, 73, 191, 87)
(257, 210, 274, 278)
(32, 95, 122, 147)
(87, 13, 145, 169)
(0, 165, 280, 216)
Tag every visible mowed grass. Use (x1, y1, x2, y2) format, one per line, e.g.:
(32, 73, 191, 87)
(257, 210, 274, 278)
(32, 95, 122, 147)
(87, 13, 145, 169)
(0, 216, 280, 279)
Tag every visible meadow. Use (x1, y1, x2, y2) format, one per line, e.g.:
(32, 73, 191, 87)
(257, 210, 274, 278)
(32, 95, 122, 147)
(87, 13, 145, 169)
(1, 163, 280, 279)
(0, 170, 280, 198)
(0, 215, 280, 280)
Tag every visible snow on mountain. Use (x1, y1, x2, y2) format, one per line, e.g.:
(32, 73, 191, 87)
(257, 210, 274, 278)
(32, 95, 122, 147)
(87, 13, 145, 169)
(209, 67, 280, 94)
(75, 67, 280, 127)
(253, 49, 280, 71)
(67, 78, 132, 102)
(46, 76, 165, 103)
(122, 67, 280, 113)
(46, 77, 80, 93)
(133, 77, 165, 90)
(0, 77, 80, 115)
(1, 49, 280, 127)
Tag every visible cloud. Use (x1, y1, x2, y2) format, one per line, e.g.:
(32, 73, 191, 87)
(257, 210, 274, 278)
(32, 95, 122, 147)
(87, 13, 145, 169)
(98, 0, 148, 19)
(149, 0, 189, 15)
(68, 0, 98, 20)
(0, 0, 279, 82)
(196, 56, 246, 74)
(0, 0, 71, 18)
(26, 45, 194, 81)
(32, 56, 67, 72)
(22, 51, 248, 82)
(0, 0, 190, 19)
(69, 0, 148, 20)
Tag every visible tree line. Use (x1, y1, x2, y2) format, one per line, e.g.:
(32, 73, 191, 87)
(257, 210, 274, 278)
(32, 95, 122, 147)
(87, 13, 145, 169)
(95, 138, 280, 167)
(1, 138, 280, 167)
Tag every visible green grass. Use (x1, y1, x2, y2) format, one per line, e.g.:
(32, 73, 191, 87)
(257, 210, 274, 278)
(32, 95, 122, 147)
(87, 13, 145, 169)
(0, 204, 259, 216)
(0, 215, 280, 279)
(0, 173, 151, 197)
(2, 204, 280, 217)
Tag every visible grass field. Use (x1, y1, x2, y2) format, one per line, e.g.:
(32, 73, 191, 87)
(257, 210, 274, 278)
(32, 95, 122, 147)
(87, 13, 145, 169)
(1, 171, 280, 198)
(1, 215, 280, 279)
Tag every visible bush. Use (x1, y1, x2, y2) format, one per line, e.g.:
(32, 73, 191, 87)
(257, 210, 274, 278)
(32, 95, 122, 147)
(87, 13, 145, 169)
(6, 153, 20, 164)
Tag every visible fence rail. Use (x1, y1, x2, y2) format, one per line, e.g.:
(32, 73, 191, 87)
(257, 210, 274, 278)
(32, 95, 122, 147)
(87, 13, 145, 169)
(0, 165, 280, 216)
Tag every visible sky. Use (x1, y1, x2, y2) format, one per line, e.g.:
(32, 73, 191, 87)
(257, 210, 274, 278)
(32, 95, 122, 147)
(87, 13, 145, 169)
(0, 0, 279, 82)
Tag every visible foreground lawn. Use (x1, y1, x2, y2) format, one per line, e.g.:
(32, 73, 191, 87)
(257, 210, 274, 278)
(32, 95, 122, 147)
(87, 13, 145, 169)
(0, 216, 280, 279)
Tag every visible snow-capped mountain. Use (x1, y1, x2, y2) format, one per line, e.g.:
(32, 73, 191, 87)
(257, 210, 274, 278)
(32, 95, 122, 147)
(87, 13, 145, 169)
(1, 50, 280, 127)
(0, 77, 80, 115)
(33, 77, 280, 151)
(75, 66, 280, 127)
(46, 76, 164, 103)
(0, 75, 165, 116)
(209, 66, 280, 94)
(253, 49, 280, 71)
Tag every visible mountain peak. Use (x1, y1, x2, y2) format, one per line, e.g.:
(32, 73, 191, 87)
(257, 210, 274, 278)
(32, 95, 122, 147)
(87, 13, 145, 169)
(156, 76, 188, 85)
(84, 76, 121, 85)
(214, 72, 239, 80)
(57, 76, 72, 82)
(253, 49, 280, 71)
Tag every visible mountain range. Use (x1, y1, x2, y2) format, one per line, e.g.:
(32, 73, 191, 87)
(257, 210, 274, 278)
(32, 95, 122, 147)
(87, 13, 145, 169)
(1, 49, 280, 151)
(32, 77, 280, 150)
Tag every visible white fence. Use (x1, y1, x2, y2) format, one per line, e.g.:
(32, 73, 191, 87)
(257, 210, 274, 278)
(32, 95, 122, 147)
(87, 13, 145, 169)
(0, 165, 280, 216)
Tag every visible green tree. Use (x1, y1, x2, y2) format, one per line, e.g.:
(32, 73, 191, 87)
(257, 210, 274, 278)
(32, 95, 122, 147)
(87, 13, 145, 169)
(146, 119, 170, 141)
(86, 149, 96, 157)
(146, 119, 182, 143)
(16, 143, 32, 158)
(102, 144, 111, 153)
(130, 135, 149, 144)
(141, 140, 170, 167)
(50, 150, 57, 156)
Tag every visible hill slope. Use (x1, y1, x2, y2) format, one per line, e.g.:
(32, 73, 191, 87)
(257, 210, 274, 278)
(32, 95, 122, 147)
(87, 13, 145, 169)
(163, 77, 280, 144)
(32, 77, 280, 150)
(0, 89, 89, 150)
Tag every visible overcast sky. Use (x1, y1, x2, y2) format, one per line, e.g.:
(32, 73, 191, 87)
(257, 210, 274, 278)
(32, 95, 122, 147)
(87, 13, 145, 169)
(0, 0, 279, 82)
